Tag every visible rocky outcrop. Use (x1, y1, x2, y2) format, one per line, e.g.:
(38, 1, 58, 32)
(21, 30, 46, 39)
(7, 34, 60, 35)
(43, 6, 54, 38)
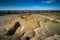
(0, 13, 60, 40)
(34, 20, 60, 40)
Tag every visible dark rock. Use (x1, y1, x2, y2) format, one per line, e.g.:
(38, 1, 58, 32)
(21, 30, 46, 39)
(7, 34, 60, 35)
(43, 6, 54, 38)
(22, 37, 30, 40)
(6, 22, 20, 36)
(25, 37, 30, 40)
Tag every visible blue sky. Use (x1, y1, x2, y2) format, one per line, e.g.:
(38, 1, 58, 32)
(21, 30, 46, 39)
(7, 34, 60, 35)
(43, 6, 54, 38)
(0, 0, 60, 10)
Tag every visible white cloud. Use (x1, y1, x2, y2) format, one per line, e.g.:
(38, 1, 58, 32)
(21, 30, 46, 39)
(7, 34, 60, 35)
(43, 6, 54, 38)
(42, 0, 56, 3)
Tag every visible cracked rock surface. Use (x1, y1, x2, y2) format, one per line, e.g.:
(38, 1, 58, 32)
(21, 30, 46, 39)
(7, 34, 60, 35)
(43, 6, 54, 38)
(0, 13, 60, 40)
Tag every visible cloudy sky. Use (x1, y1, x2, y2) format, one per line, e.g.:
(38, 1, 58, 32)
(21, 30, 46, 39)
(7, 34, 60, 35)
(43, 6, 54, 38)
(0, 0, 60, 10)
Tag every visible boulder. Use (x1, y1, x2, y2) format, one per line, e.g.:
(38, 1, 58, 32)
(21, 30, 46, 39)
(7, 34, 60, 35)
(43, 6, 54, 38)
(6, 22, 20, 36)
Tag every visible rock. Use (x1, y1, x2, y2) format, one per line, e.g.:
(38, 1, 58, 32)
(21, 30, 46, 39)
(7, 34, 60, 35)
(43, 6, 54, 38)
(15, 25, 35, 38)
(30, 36, 41, 40)
(21, 37, 30, 40)
(0, 27, 6, 35)
(34, 21, 60, 40)
(44, 34, 60, 40)
(11, 35, 21, 40)
(21, 30, 35, 38)
(0, 35, 12, 40)
(15, 25, 35, 39)
(0, 14, 60, 40)
(0, 34, 21, 40)
(15, 26, 25, 37)
(6, 22, 20, 36)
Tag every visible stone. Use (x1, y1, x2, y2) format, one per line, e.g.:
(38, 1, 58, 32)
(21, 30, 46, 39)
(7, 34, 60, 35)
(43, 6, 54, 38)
(21, 37, 30, 40)
(44, 34, 60, 40)
(6, 22, 20, 36)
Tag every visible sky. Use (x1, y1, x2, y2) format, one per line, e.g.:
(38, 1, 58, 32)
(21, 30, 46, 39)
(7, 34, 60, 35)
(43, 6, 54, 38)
(0, 0, 60, 10)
